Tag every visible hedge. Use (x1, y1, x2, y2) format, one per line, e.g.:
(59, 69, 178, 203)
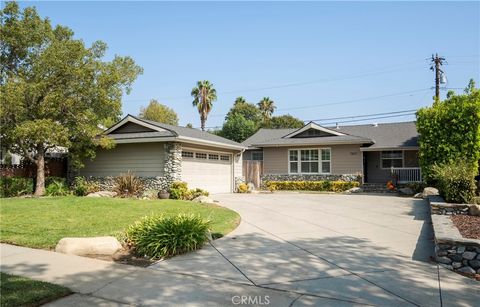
(0, 177, 34, 198)
(265, 180, 359, 192)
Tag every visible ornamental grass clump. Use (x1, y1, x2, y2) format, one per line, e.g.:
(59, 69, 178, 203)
(114, 171, 144, 197)
(125, 214, 211, 258)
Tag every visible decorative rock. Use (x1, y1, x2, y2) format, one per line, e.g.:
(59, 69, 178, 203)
(469, 259, 480, 269)
(457, 266, 476, 274)
(86, 191, 117, 198)
(413, 192, 423, 198)
(55, 236, 122, 256)
(463, 251, 477, 260)
(398, 187, 414, 195)
(457, 246, 466, 254)
(436, 256, 452, 264)
(346, 187, 363, 194)
(422, 187, 439, 198)
(192, 195, 214, 204)
(452, 262, 462, 269)
(451, 254, 463, 262)
(247, 182, 255, 192)
(469, 204, 480, 216)
(437, 250, 448, 257)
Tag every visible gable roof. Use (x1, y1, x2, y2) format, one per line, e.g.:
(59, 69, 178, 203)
(104, 115, 245, 150)
(242, 121, 419, 150)
(282, 122, 345, 138)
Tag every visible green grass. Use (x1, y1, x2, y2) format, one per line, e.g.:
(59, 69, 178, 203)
(0, 272, 71, 307)
(0, 196, 240, 249)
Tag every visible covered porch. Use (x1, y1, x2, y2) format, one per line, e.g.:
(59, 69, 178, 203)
(362, 149, 422, 184)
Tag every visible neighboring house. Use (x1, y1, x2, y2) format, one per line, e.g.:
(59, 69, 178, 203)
(242, 121, 421, 184)
(80, 115, 245, 193)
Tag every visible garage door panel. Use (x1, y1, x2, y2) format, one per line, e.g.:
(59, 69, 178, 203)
(181, 156, 232, 194)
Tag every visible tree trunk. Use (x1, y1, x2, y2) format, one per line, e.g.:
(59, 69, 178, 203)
(200, 114, 206, 131)
(34, 147, 46, 196)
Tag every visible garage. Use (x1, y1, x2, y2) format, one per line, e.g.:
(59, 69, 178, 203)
(180, 149, 233, 194)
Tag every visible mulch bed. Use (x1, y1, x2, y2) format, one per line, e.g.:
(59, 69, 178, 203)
(451, 215, 480, 240)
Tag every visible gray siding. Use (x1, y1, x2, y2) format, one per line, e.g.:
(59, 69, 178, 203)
(263, 145, 362, 175)
(365, 150, 419, 183)
(80, 143, 166, 177)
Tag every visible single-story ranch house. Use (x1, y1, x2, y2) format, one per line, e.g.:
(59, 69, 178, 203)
(242, 121, 421, 185)
(80, 115, 246, 193)
(81, 116, 421, 193)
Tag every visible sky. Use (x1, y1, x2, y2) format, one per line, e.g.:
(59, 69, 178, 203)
(18, 1, 480, 128)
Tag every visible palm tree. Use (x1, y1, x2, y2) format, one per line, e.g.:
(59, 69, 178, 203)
(191, 80, 217, 131)
(257, 97, 276, 121)
(234, 96, 246, 106)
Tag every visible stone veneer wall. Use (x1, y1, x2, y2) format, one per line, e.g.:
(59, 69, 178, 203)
(429, 196, 480, 276)
(83, 142, 182, 191)
(261, 174, 360, 184)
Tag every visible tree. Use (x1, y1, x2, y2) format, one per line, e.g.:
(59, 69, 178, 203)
(139, 99, 178, 125)
(416, 79, 480, 182)
(185, 123, 193, 128)
(217, 113, 258, 143)
(257, 97, 276, 121)
(191, 80, 217, 131)
(0, 2, 143, 195)
(234, 96, 247, 106)
(225, 101, 262, 123)
(262, 114, 304, 129)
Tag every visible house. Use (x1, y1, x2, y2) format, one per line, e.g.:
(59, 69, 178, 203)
(242, 121, 421, 185)
(79, 115, 246, 193)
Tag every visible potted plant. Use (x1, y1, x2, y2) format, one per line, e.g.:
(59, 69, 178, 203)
(157, 189, 170, 199)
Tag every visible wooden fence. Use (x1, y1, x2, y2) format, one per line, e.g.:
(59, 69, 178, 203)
(243, 160, 263, 188)
(0, 158, 67, 178)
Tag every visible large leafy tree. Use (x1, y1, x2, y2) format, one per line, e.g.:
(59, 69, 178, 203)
(257, 97, 276, 121)
(191, 80, 217, 131)
(217, 113, 257, 143)
(0, 2, 143, 195)
(139, 99, 178, 125)
(225, 100, 262, 123)
(234, 96, 246, 106)
(416, 79, 480, 182)
(262, 114, 304, 129)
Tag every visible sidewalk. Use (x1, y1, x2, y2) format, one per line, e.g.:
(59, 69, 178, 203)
(0, 244, 340, 306)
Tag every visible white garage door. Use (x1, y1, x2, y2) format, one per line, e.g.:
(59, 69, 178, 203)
(180, 150, 232, 194)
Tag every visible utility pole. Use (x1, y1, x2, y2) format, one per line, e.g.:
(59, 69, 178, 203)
(430, 53, 446, 100)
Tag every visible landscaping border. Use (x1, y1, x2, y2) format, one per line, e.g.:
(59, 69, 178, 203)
(428, 196, 480, 276)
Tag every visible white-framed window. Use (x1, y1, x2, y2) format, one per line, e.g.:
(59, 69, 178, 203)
(288, 148, 331, 174)
(181, 151, 194, 158)
(251, 151, 263, 161)
(220, 155, 230, 161)
(195, 152, 207, 159)
(381, 150, 403, 168)
(208, 154, 219, 160)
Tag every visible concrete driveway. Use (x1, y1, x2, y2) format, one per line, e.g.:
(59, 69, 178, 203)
(151, 193, 480, 306)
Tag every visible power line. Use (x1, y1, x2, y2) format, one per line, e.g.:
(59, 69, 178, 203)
(306, 109, 417, 122)
(320, 112, 417, 126)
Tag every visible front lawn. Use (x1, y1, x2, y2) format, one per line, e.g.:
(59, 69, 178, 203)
(0, 196, 240, 249)
(0, 272, 71, 307)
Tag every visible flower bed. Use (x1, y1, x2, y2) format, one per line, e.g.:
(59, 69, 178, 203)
(265, 180, 359, 192)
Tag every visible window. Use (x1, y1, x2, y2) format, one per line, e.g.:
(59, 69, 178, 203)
(251, 151, 263, 161)
(208, 154, 219, 160)
(381, 150, 403, 168)
(195, 152, 207, 159)
(288, 148, 331, 174)
(181, 151, 193, 158)
(220, 155, 230, 161)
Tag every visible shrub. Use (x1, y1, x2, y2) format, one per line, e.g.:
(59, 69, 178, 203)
(432, 160, 477, 203)
(45, 179, 70, 196)
(114, 171, 144, 197)
(73, 177, 100, 196)
(0, 177, 34, 197)
(404, 182, 427, 194)
(237, 183, 248, 193)
(265, 180, 359, 192)
(125, 214, 211, 258)
(169, 182, 209, 200)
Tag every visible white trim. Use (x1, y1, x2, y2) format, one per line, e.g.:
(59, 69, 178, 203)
(182, 146, 236, 155)
(112, 137, 176, 144)
(104, 115, 167, 134)
(255, 139, 370, 147)
(177, 136, 246, 151)
(287, 147, 332, 175)
(283, 122, 345, 139)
